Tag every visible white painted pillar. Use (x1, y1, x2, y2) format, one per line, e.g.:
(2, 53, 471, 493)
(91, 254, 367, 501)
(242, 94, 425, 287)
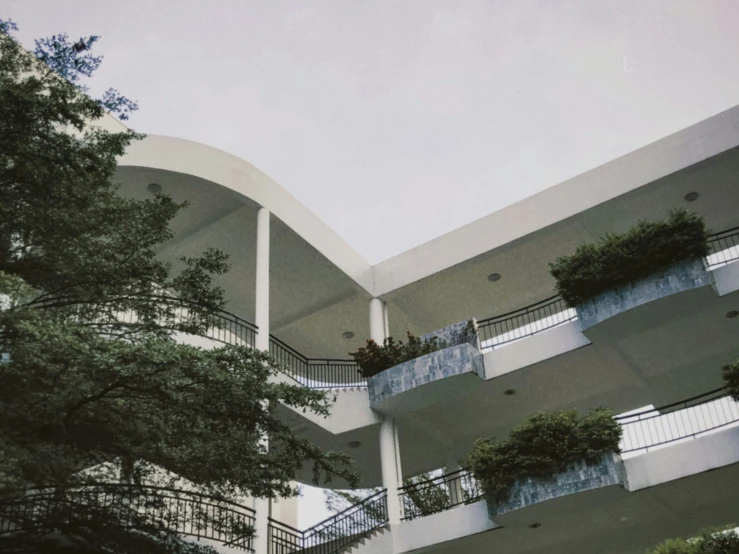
(254, 207, 270, 351)
(253, 207, 270, 553)
(370, 298, 403, 524)
(380, 418, 402, 525)
(369, 298, 385, 343)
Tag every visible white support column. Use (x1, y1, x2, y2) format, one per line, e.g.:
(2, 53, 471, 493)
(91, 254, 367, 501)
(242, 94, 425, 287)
(369, 297, 385, 343)
(254, 207, 270, 553)
(379, 418, 402, 525)
(254, 207, 270, 351)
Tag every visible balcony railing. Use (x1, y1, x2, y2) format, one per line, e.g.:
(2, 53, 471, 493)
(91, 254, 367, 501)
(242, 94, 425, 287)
(268, 489, 387, 554)
(616, 387, 739, 453)
(270, 335, 364, 389)
(399, 469, 483, 521)
(706, 225, 739, 270)
(34, 295, 258, 349)
(476, 296, 576, 351)
(0, 484, 256, 551)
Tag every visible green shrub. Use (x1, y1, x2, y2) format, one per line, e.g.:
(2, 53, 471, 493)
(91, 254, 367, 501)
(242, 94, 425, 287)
(722, 360, 739, 402)
(467, 408, 621, 503)
(351, 332, 445, 378)
(648, 527, 739, 554)
(549, 209, 709, 306)
(351, 321, 477, 378)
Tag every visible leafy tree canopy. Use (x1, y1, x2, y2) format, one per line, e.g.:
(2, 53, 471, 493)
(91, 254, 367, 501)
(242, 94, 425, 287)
(0, 19, 356, 553)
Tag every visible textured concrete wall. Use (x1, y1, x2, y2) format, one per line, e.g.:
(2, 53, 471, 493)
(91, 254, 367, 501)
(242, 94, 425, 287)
(419, 319, 479, 350)
(368, 343, 483, 408)
(576, 258, 712, 331)
(487, 452, 627, 518)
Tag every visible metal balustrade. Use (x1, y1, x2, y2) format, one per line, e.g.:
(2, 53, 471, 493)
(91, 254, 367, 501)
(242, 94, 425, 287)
(477, 296, 577, 351)
(268, 490, 387, 554)
(706, 226, 739, 270)
(269, 335, 364, 389)
(0, 484, 256, 551)
(616, 387, 739, 453)
(34, 295, 258, 349)
(399, 469, 483, 521)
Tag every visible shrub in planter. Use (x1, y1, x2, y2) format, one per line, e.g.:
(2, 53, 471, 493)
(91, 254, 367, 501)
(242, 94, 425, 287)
(467, 408, 621, 503)
(648, 527, 739, 554)
(549, 209, 709, 306)
(351, 321, 477, 379)
(351, 332, 445, 379)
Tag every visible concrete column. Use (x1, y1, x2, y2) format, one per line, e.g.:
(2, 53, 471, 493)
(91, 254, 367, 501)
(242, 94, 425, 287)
(380, 418, 402, 525)
(369, 298, 385, 343)
(253, 207, 270, 553)
(383, 302, 391, 340)
(255, 207, 270, 351)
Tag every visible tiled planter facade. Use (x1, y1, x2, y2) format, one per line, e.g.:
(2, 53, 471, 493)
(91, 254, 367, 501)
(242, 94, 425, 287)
(367, 320, 482, 409)
(487, 452, 627, 519)
(576, 258, 712, 331)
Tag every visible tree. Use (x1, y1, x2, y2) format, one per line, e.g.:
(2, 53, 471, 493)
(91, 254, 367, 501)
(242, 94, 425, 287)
(0, 19, 357, 553)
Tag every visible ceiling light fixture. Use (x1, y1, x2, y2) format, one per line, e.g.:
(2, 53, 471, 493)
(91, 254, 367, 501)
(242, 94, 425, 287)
(727, 310, 739, 319)
(528, 523, 541, 529)
(684, 192, 699, 202)
(342, 331, 355, 339)
(347, 441, 361, 449)
(147, 183, 162, 195)
(488, 273, 501, 282)
(503, 389, 516, 396)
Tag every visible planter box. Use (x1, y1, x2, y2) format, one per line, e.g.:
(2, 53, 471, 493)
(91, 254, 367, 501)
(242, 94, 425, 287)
(367, 320, 483, 414)
(487, 452, 627, 519)
(576, 258, 712, 331)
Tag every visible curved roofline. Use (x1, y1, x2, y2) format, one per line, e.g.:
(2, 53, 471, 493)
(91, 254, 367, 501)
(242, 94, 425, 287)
(112, 104, 739, 299)
(118, 133, 375, 294)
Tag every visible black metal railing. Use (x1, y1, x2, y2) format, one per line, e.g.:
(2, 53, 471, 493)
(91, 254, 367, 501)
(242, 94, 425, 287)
(34, 295, 258, 349)
(706, 226, 739, 270)
(268, 490, 387, 554)
(399, 469, 483, 521)
(0, 484, 256, 551)
(476, 296, 576, 351)
(270, 335, 364, 389)
(616, 387, 739, 453)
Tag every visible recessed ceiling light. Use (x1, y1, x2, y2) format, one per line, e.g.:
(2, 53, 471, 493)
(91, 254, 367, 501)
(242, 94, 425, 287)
(528, 523, 541, 529)
(488, 273, 501, 282)
(147, 183, 162, 195)
(727, 310, 739, 319)
(342, 331, 355, 339)
(503, 389, 516, 396)
(684, 192, 699, 202)
(347, 441, 361, 448)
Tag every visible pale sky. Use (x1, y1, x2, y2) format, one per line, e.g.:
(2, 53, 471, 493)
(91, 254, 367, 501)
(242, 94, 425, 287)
(5, 0, 739, 528)
(5, 0, 739, 263)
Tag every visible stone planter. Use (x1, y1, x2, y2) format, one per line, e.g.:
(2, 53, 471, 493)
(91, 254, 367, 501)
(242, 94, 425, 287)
(576, 258, 712, 331)
(367, 320, 483, 413)
(487, 452, 627, 519)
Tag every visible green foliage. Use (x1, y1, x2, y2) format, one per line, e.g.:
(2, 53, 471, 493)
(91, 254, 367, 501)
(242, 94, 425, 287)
(467, 408, 621, 503)
(549, 210, 709, 306)
(722, 360, 739, 402)
(648, 527, 739, 554)
(351, 321, 477, 378)
(0, 18, 358, 554)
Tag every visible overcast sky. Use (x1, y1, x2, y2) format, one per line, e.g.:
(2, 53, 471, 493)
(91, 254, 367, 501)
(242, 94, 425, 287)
(5, 0, 739, 263)
(5, 0, 739, 528)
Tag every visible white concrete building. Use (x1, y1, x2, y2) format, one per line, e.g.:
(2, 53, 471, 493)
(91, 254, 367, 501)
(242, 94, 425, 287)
(97, 105, 739, 552)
